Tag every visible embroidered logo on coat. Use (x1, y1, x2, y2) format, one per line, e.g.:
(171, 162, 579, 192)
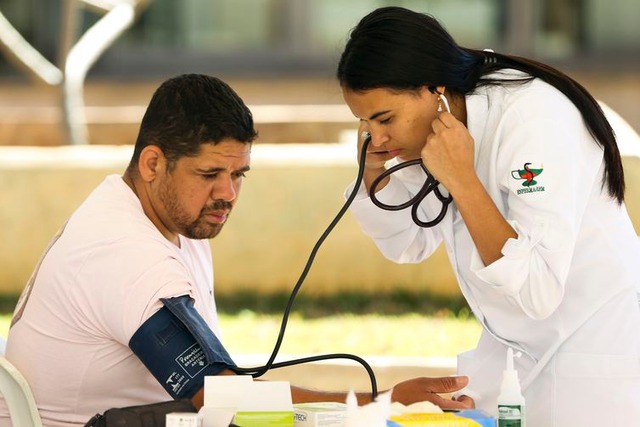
(511, 163, 545, 195)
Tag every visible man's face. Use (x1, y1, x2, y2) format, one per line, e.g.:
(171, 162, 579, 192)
(153, 139, 251, 241)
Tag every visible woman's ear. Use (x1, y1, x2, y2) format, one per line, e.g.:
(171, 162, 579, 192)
(138, 145, 165, 182)
(425, 85, 446, 95)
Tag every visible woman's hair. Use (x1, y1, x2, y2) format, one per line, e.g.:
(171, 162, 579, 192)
(337, 6, 624, 202)
(127, 73, 257, 174)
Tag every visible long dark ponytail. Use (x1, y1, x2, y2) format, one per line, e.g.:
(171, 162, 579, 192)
(337, 6, 624, 202)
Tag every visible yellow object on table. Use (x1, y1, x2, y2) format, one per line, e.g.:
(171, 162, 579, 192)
(389, 412, 481, 426)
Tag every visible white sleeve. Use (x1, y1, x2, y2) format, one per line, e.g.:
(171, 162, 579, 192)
(345, 172, 444, 264)
(469, 89, 604, 319)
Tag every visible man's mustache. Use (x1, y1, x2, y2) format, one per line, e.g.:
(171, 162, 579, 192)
(203, 200, 233, 212)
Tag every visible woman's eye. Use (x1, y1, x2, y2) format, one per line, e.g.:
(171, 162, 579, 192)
(380, 117, 392, 124)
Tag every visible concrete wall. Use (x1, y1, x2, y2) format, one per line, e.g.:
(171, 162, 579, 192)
(1, 142, 639, 298)
(0, 143, 459, 298)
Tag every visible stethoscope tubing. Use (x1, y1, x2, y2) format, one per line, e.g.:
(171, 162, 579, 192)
(365, 137, 453, 228)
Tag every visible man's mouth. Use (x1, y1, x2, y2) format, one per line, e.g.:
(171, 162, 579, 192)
(203, 210, 228, 224)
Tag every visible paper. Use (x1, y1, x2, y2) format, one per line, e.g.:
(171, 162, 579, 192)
(198, 407, 234, 427)
(237, 381, 292, 411)
(202, 376, 294, 427)
(344, 389, 392, 427)
(203, 375, 252, 408)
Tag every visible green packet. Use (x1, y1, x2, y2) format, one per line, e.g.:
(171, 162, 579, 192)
(234, 410, 294, 427)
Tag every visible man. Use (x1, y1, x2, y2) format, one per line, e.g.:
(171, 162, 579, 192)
(0, 74, 472, 426)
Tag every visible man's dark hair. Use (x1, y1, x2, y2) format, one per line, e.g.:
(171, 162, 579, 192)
(127, 74, 257, 173)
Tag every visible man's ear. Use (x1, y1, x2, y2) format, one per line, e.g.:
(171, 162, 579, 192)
(138, 145, 166, 182)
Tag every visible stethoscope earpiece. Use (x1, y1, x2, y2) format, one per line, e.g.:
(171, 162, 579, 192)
(437, 92, 451, 113)
(429, 86, 451, 113)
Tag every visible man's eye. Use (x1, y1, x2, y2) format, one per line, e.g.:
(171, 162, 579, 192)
(233, 172, 247, 179)
(202, 174, 218, 180)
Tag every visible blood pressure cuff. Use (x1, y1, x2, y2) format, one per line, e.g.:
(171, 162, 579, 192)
(129, 295, 236, 399)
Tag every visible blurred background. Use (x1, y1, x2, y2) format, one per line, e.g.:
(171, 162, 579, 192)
(3, 0, 640, 77)
(0, 0, 639, 146)
(0, 0, 639, 387)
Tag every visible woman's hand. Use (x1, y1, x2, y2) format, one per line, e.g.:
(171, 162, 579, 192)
(424, 111, 517, 265)
(422, 111, 476, 195)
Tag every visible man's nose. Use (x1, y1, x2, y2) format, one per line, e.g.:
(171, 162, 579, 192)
(213, 175, 237, 201)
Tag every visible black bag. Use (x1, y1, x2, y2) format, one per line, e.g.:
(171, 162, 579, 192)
(84, 399, 197, 427)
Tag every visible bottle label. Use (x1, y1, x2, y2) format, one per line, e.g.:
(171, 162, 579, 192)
(498, 404, 524, 427)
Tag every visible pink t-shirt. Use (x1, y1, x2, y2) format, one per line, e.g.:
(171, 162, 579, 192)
(0, 175, 221, 427)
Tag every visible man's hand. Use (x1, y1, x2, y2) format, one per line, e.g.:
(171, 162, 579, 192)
(388, 376, 475, 410)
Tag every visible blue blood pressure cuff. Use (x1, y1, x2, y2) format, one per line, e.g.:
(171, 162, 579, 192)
(129, 295, 236, 399)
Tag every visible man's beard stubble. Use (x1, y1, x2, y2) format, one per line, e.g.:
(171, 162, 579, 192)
(159, 178, 233, 240)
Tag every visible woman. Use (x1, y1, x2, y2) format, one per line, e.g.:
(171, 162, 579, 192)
(337, 6, 640, 426)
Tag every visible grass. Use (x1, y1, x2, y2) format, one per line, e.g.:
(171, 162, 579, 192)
(219, 311, 481, 358)
(216, 290, 482, 358)
(0, 291, 482, 358)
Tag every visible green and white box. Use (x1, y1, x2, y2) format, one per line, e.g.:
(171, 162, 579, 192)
(294, 402, 347, 427)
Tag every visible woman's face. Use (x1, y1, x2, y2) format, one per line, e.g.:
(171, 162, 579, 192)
(342, 86, 441, 161)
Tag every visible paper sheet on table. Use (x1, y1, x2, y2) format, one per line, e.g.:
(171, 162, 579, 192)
(343, 389, 443, 427)
(204, 375, 253, 409)
(344, 389, 392, 427)
(199, 407, 235, 427)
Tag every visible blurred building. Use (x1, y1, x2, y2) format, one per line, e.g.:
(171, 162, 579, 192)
(2, 0, 639, 78)
(1, 0, 639, 148)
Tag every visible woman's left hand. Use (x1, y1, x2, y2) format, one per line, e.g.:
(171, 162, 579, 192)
(422, 111, 476, 195)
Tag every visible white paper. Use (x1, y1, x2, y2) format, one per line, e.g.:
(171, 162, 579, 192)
(201, 375, 293, 427)
(203, 375, 253, 408)
(344, 389, 392, 427)
(237, 381, 293, 411)
(198, 407, 235, 427)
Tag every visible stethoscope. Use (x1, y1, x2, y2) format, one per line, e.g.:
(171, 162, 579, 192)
(232, 92, 456, 400)
(364, 92, 453, 228)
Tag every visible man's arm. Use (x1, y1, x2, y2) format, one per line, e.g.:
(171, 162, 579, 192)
(292, 375, 473, 410)
(135, 298, 473, 411)
(191, 375, 474, 411)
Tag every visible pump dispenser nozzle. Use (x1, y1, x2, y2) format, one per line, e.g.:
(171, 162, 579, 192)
(497, 348, 525, 426)
(504, 348, 517, 383)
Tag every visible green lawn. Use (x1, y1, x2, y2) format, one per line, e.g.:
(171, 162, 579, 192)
(220, 311, 481, 358)
(1, 311, 481, 358)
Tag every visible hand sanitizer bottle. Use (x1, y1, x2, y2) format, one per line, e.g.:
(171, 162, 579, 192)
(497, 347, 525, 426)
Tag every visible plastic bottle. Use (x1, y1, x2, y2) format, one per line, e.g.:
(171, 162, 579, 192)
(497, 347, 525, 427)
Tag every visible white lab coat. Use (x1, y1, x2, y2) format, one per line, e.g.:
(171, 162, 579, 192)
(346, 71, 640, 426)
